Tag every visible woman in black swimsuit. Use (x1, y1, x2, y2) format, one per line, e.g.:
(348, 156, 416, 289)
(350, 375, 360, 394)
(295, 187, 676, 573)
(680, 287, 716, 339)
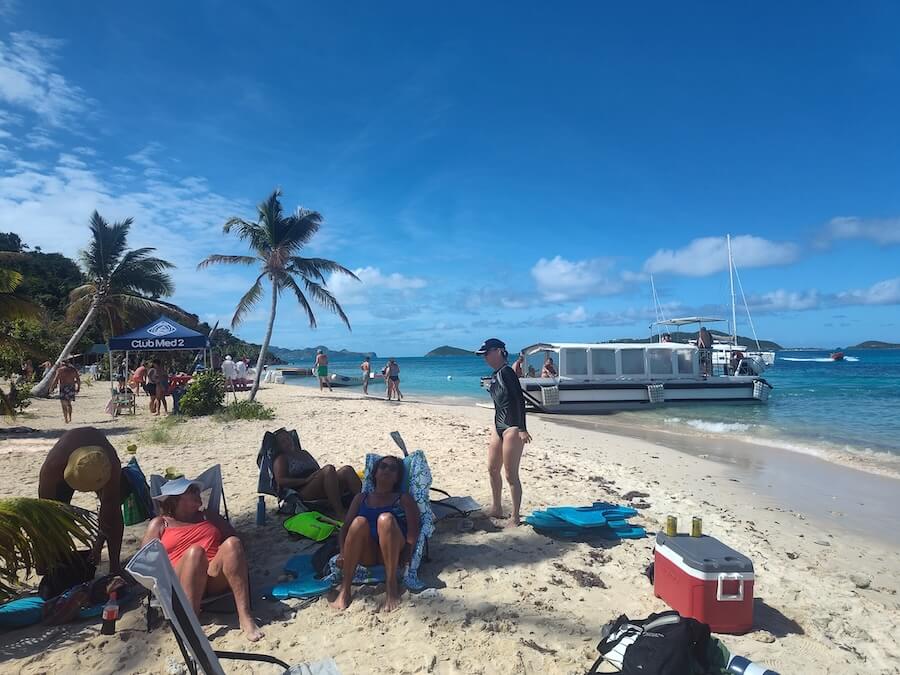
(476, 338, 532, 526)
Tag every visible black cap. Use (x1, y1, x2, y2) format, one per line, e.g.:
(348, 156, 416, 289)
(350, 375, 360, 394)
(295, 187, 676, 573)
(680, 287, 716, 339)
(475, 338, 506, 355)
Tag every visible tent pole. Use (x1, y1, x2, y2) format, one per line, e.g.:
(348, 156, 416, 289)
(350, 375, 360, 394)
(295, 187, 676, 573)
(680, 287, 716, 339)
(108, 347, 114, 393)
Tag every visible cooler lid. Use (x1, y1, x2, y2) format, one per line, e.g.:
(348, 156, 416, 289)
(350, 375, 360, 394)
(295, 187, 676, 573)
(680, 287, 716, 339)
(656, 532, 753, 574)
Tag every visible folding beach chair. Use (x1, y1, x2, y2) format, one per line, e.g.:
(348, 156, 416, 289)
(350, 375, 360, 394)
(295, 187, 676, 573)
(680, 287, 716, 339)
(125, 539, 340, 675)
(324, 449, 435, 591)
(256, 429, 353, 517)
(150, 465, 229, 521)
(146, 465, 239, 627)
(114, 389, 136, 416)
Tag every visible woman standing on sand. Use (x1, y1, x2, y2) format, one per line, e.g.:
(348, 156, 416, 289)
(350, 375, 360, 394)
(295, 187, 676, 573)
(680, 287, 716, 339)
(477, 338, 531, 526)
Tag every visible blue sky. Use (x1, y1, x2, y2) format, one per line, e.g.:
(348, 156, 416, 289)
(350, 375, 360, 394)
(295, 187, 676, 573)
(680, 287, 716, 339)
(1, 2, 898, 354)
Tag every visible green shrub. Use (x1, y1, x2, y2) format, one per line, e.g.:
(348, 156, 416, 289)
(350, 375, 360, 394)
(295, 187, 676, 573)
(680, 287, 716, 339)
(216, 399, 275, 422)
(177, 371, 225, 417)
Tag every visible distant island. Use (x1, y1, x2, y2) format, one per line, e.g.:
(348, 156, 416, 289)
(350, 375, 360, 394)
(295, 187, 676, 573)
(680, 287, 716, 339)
(610, 330, 783, 351)
(425, 345, 475, 357)
(269, 345, 376, 362)
(848, 340, 900, 349)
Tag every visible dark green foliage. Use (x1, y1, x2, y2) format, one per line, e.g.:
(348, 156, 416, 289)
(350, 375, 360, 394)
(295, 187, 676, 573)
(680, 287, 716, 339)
(216, 399, 275, 421)
(177, 371, 226, 417)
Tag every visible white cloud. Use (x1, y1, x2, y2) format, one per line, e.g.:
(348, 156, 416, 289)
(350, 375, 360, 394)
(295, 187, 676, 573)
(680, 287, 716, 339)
(835, 277, 900, 306)
(556, 306, 587, 323)
(25, 129, 56, 149)
(816, 216, 900, 248)
(327, 266, 426, 306)
(747, 289, 822, 312)
(531, 255, 624, 301)
(644, 235, 799, 277)
(127, 143, 163, 168)
(0, 32, 92, 127)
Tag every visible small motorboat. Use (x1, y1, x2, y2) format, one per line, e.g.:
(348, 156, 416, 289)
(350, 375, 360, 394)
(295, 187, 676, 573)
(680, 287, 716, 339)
(328, 373, 364, 387)
(830, 351, 845, 361)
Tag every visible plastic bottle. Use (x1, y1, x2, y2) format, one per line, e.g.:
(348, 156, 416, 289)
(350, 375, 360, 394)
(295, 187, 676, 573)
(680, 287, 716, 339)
(256, 495, 266, 526)
(727, 655, 780, 675)
(101, 591, 119, 635)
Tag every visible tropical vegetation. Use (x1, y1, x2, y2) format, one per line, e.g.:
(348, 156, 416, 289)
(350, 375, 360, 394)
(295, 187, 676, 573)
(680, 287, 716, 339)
(198, 188, 357, 400)
(32, 212, 186, 397)
(216, 399, 275, 421)
(177, 370, 226, 417)
(0, 498, 100, 602)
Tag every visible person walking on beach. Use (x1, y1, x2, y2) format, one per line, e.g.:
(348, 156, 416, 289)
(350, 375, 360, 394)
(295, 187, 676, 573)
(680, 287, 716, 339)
(38, 427, 126, 573)
(360, 355, 371, 395)
(49, 361, 80, 424)
(315, 349, 332, 392)
(477, 338, 531, 527)
(221, 355, 237, 390)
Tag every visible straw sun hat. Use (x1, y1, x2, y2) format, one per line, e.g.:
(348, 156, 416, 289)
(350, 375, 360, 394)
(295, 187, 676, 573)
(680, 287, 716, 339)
(63, 446, 112, 492)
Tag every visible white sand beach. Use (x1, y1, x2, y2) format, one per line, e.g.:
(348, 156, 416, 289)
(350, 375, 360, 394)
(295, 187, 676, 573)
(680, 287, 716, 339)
(1, 382, 898, 674)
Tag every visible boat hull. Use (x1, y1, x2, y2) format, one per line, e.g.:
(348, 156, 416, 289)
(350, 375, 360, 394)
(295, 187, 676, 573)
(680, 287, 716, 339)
(518, 377, 768, 413)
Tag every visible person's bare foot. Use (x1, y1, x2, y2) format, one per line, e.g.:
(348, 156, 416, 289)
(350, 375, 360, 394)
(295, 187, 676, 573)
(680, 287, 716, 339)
(240, 617, 264, 642)
(486, 508, 505, 519)
(329, 588, 352, 610)
(504, 515, 521, 528)
(381, 591, 401, 613)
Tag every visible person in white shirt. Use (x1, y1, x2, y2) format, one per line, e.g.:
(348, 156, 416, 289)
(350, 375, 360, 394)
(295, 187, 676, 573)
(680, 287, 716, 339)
(235, 358, 247, 381)
(222, 355, 237, 389)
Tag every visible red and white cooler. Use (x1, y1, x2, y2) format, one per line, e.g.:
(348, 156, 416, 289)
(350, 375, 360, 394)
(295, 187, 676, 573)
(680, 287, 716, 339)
(654, 532, 754, 634)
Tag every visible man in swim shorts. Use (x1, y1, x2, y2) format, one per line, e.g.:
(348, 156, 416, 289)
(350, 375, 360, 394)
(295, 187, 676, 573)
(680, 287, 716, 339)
(38, 427, 127, 573)
(50, 361, 81, 424)
(315, 349, 332, 392)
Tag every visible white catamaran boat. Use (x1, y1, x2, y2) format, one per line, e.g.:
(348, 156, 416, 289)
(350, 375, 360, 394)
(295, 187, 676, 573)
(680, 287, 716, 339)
(491, 341, 772, 414)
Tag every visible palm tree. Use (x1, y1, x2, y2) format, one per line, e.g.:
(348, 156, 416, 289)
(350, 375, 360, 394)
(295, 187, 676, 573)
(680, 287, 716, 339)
(32, 211, 183, 397)
(199, 188, 358, 401)
(0, 498, 99, 602)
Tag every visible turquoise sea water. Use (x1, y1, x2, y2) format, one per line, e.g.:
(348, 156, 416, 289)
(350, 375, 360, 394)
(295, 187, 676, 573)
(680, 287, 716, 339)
(286, 350, 900, 462)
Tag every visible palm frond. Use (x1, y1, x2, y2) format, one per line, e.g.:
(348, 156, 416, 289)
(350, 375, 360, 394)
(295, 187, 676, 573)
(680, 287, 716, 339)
(231, 273, 266, 328)
(0, 268, 23, 293)
(0, 292, 44, 322)
(68, 283, 97, 303)
(65, 294, 95, 323)
(280, 208, 323, 251)
(289, 257, 359, 284)
(302, 277, 352, 330)
(280, 274, 318, 328)
(80, 212, 133, 279)
(0, 498, 99, 603)
(196, 254, 259, 270)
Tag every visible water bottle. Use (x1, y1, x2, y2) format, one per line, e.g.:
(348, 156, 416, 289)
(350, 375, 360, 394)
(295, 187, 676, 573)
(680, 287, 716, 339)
(101, 591, 119, 635)
(727, 655, 780, 675)
(256, 495, 266, 526)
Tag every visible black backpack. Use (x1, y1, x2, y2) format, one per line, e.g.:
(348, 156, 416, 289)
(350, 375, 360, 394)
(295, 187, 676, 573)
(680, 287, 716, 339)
(587, 611, 713, 675)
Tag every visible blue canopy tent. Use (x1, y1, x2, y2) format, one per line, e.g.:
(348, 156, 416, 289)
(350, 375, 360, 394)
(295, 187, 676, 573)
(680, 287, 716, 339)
(107, 318, 210, 389)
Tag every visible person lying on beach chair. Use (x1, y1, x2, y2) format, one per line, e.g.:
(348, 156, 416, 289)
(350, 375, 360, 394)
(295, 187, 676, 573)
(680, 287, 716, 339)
(258, 428, 361, 520)
(141, 477, 263, 641)
(330, 455, 420, 612)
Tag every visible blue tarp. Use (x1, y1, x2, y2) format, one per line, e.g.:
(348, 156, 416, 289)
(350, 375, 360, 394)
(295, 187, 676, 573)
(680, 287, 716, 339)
(108, 317, 209, 351)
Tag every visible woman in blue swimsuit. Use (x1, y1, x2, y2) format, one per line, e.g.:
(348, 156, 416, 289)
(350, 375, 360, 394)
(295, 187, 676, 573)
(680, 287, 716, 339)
(330, 455, 420, 612)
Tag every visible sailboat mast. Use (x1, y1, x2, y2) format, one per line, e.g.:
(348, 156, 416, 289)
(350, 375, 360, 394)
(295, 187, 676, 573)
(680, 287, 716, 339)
(727, 234, 737, 345)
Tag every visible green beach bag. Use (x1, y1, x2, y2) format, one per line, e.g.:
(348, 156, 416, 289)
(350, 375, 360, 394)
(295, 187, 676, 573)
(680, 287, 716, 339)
(283, 511, 342, 542)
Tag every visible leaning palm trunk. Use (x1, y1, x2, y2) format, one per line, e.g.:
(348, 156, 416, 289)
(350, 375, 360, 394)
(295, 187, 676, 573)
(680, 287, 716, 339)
(0, 498, 100, 603)
(31, 298, 99, 397)
(249, 285, 278, 401)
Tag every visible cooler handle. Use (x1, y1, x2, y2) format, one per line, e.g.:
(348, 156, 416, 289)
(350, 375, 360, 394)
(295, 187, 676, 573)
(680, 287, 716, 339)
(716, 573, 745, 601)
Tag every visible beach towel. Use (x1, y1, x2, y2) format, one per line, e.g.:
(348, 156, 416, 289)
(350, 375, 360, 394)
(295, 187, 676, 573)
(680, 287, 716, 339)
(324, 450, 434, 591)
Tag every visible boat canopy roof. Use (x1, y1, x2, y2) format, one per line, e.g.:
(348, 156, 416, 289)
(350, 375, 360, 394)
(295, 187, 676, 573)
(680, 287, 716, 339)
(520, 342, 697, 356)
(652, 316, 726, 327)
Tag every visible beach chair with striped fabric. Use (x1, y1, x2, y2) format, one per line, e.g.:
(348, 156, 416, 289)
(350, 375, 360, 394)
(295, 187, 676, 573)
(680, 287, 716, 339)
(125, 539, 340, 675)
